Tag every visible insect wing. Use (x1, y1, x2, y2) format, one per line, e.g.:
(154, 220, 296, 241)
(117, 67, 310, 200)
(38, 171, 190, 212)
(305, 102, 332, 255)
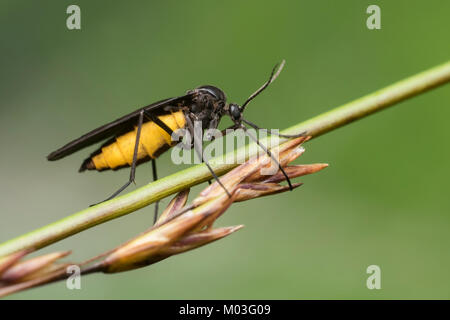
(47, 94, 193, 161)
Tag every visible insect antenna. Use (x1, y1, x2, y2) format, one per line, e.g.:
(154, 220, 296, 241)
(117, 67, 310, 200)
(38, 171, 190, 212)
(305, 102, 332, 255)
(241, 60, 286, 111)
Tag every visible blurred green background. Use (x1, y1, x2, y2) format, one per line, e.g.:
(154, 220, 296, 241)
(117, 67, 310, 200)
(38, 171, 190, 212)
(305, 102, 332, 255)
(1, 0, 450, 299)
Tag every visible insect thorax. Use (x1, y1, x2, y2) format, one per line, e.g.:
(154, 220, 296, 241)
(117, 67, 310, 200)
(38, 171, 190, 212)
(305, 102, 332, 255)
(188, 86, 227, 130)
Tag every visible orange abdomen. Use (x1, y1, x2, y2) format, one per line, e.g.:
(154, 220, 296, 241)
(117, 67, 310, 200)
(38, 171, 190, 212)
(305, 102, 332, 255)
(83, 111, 186, 171)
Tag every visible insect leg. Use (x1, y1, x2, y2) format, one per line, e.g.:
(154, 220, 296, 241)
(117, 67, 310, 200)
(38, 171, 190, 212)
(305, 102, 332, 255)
(240, 125, 294, 190)
(185, 115, 231, 197)
(219, 125, 240, 139)
(100, 109, 145, 203)
(241, 118, 306, 138)
(203, 125, 239, 185)
(144, 111, 174, 136)
(151, 159, 159, 224)
(142, 112, 176, 223)
(193, 140, 230, 196)
(147, 111, 230, 197)
(204, 159, 212, 185)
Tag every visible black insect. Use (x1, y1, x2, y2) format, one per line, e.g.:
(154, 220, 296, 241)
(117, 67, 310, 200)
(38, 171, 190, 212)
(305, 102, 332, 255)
(47, 60, 304, 222)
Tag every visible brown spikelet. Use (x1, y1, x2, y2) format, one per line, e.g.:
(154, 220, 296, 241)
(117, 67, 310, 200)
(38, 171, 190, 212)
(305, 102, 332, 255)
(0, 136, 328, 297)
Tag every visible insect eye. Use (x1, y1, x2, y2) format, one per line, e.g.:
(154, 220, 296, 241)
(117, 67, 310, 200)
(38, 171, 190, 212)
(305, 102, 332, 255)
(230, 104, 241, 120)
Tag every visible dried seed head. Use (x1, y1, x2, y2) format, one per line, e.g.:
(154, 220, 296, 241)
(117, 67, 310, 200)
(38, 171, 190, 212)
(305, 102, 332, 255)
(157, 189, 190, 224)
(0, 135, 328, 297)
(102, 192, 235, 273)
(195, 136, 310, 205)
(234, 182, 304, 202)
(167, 225, 244, 253)
(0, 251, 71, 283)
(135, 225, 244, 266)
(102, 136, 328, 273)
(0, 250, 29, 278)
(262, 163, 329, 184)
